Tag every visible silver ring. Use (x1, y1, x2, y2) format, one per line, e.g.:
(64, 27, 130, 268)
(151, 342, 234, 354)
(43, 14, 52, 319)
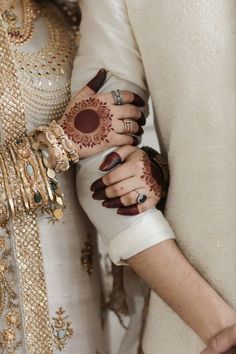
(135, 191, 147, 204)
(123, 119, 133, 134)
(111, 89, 124, 105)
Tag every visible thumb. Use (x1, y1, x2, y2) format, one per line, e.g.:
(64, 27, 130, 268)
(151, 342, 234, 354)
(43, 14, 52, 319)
(99, 145, 137, 171)
(76, 68, 107, 97)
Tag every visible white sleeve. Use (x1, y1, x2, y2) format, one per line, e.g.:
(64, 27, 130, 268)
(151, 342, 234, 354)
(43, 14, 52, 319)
(71, 0, 147, 97)
(73, 0, 175, 265)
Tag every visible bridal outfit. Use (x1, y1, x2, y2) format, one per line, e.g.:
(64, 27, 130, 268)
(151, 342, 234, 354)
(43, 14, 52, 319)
(0, 2, 108, 353)
(74, 0, 236, 353)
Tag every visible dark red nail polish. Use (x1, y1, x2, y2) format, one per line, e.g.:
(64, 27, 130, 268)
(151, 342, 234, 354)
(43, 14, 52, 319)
(90, 178, 106, 192)
(99, 152, 122, 171)
(117, 205, 139, 216)
(139, 112, 146, 126)
(87, 69, 107, 93)
(92, 189, 107, 200)
(132, 137, 140, 146)
(102, 198, 124, 208)
(136, 126, 144, 136)
(132, 93, 145, 107)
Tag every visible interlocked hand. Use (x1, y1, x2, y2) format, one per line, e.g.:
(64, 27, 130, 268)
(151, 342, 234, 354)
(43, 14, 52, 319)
(58, 69, 146, 159)
(91, 145, 164, 216)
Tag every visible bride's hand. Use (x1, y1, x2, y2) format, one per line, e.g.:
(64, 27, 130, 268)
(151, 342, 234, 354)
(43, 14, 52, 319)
(200, 324, 236, 354)
(91, 145, 164, 216)
(58, 69, 146, 159)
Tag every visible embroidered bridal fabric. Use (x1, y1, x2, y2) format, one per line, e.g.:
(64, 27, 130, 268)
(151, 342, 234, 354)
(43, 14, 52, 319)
(0, 2, 108, 353)
(73, 0, 236, 353)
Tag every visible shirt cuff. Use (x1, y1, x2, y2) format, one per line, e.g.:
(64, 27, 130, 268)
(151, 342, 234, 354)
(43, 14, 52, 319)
(108, 210, 175, 265)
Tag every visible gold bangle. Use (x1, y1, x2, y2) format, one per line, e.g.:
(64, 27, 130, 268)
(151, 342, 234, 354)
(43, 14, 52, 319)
(49, 120, 80, 164)
(4, 147, 25, 215)
(0, 157, 9, 227)
(34, 127, 70, 172)
(8, 144, 30, 211)
(0, 152, 15, 217)
(34, 148, 54, 203)
(12, 138, 49, 210)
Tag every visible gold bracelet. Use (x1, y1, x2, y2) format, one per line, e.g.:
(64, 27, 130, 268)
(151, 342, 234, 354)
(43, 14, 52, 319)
(0, 152, 15, 217)
(4, 147, 25, 215)
(34, 148, 54, 203)
(12, 138, 49, 210)
(8, 144, 30, 211)
(0, 155, 9, 227)
(49, 120, 80, 164)
(34, 126, 70, 173)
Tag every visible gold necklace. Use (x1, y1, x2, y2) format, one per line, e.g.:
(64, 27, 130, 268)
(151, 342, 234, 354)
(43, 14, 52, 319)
(2, 0, 38, 44)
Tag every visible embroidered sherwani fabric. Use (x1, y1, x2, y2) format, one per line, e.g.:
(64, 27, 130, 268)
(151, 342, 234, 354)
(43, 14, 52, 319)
(73, 0, 236, 353)
(0, 2, 108, 354)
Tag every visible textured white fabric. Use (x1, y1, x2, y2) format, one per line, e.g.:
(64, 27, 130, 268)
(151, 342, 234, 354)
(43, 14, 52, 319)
(73, 0, 175, 268)
(124, 0, 236, 353)
(74, 0, 236, 353)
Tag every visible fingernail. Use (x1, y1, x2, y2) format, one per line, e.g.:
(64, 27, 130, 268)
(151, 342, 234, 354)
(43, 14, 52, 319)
(139, 112, 146, 126)
(132, 137, 140, 146)
(117, 206, 139, 216)
(132, 93, 145, 107)
(92, 189, 107, 200)
(136, 126, 144, 136)
(90, 178, 106, 192)
(102, 198, 124, 208)
(87, 69, 107, 93)
(99, 152, 122, 171)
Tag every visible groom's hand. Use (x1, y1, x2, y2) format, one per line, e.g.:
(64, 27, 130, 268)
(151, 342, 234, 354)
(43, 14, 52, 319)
(59, 69, 146, 159)
(200, 325, 236, 354)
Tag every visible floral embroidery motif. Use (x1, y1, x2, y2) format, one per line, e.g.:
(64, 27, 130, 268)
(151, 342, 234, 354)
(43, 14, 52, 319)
(81, 234, 95, 275)
(0, 229, 22, 354)
(51, 307, 73, 351)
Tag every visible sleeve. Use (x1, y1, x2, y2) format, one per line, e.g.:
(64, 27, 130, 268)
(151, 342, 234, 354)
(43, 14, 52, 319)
(71, 0, 147, 98)
(73, 0, 175, 265)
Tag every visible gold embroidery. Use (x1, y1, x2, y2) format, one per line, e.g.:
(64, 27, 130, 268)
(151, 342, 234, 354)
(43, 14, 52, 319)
(0, 12, 54, 354)
(0, 229, 22, 354)
(81, 234, 95, 275)
(51, 308, 74, 351)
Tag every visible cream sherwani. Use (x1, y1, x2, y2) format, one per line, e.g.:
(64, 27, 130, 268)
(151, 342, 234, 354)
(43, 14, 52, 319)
(74, 0, 236, 353)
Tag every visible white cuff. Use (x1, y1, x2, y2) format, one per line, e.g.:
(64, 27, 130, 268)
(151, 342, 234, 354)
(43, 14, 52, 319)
(108, 209, 175, 265)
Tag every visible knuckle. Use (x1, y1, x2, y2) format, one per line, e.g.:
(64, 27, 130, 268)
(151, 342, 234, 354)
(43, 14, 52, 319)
(123, 91, 133, 101)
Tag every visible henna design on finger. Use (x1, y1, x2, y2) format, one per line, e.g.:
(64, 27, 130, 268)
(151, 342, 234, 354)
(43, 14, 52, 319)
(132, 93, 145, 107)
(99, 152, 122, 171)
(117, 205, 139, 216)
(90, 177, 107, 192)
(92, 189, 107, 200)
(102, 197, 125, 208)
(136, 126, 144, 136)
(139, 112, 146, 126)
(62, 98, 114, 149)
(87, 69, 106, 92)
(141, 154, 162, 200)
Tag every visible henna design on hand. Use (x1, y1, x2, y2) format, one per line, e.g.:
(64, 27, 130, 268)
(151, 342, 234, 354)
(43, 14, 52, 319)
(62, 97, 114, 149)
(141, 154, 162, 199)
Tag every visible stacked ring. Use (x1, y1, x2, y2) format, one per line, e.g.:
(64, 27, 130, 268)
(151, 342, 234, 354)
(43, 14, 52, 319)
(111, 89, 124, 105)
(123, 119, 133, 134)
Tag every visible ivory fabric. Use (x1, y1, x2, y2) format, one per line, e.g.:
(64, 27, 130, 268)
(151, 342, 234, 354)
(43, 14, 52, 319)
(74, 0, 236, 353)
(73, 0, 175, 267)
(0, 2, 108, 353)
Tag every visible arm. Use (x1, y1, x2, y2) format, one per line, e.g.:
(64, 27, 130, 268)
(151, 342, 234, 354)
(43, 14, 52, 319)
(73, 0, 236, 345)
(93, 146, 236, 344)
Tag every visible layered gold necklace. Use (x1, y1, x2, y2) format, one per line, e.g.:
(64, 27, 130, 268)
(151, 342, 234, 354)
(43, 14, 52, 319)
(1, 0, 38, 44)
